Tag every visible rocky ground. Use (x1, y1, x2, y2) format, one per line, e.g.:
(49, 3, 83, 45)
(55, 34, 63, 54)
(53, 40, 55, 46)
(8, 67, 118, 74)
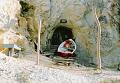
(0, 52, 120, 83)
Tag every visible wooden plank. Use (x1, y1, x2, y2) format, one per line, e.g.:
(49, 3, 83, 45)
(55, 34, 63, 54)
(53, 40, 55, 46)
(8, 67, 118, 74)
(0, 44, 21, 57)
(0, 44, 21, 50)
(53, 57, 74, 66)
(13, 44, 21, 50)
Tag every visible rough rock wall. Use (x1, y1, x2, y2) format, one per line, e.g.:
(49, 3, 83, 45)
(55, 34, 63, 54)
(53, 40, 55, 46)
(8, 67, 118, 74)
(0, 0, 120, 67)
(0, 0, 20, 44)
(0, 0, 20, 30)
(0, 0, 30, 51)
(21, 0, 120, 67)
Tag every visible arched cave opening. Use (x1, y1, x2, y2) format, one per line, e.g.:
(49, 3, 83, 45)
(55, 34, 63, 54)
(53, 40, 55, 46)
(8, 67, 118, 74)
(44, 26, 76, 57)
(51, 26, 73, 45)
(50, 26, 76, 57)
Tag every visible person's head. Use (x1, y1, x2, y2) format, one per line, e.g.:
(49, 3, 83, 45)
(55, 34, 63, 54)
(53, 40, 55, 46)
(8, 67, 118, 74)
(65, 39, 71, 44)
(65, 43, 70, 48)
(64, 39, 72, 48)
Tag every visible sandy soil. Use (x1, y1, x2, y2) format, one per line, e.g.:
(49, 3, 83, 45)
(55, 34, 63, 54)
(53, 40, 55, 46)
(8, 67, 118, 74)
(0, 52, 120, 83)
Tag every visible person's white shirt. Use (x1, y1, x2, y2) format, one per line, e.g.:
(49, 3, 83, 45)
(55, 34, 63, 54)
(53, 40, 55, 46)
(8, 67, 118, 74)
(57, 39, 76, 54)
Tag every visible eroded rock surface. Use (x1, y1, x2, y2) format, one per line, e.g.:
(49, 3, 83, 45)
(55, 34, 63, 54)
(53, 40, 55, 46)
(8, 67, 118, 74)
(0, 0, 120, 67)
(0, 53, 120, 83)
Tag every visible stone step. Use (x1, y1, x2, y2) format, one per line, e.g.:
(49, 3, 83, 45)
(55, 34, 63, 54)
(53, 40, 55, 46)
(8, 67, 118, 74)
(42, 52, 55, 57)
(50, 45, 59, 47)
(50, 48, 57, 51)
(50, 46, 58, 49)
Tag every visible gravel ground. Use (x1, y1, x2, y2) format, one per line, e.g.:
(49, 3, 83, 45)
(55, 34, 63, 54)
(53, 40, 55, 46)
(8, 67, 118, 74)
(0, 52, 120, 83)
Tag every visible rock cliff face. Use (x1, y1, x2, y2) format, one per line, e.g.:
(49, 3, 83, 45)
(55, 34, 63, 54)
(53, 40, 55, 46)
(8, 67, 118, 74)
(0, 0, 120, 67)
(0, 0, 30, 51)
(0, 0, 20, 44)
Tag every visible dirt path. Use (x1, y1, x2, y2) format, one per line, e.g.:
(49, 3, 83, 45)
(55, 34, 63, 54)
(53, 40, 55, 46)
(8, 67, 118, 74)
(21, 52, 120, 77)
(0, 52, 120, 83)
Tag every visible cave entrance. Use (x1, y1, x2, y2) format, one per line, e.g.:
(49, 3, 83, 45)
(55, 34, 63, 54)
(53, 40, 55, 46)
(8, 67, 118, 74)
(51, 26, 73, 45)
(44, 26, 76, 58)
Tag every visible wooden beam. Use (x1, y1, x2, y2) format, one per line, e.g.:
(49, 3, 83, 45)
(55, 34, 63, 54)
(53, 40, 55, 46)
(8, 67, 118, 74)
(94, 8, 102, 70)
(37, 17, 42, 65)
(11, 48, 14, 56)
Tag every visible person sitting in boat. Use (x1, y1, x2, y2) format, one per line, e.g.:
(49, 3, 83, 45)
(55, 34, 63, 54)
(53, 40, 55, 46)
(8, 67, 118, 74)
(57, 39, 76, 58)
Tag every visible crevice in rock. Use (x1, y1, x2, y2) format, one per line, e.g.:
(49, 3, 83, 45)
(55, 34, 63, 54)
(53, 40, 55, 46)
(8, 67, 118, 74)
(19, 1, 35, 17)
(34, 42, 37, 52)
(19, 1, 37, 51)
